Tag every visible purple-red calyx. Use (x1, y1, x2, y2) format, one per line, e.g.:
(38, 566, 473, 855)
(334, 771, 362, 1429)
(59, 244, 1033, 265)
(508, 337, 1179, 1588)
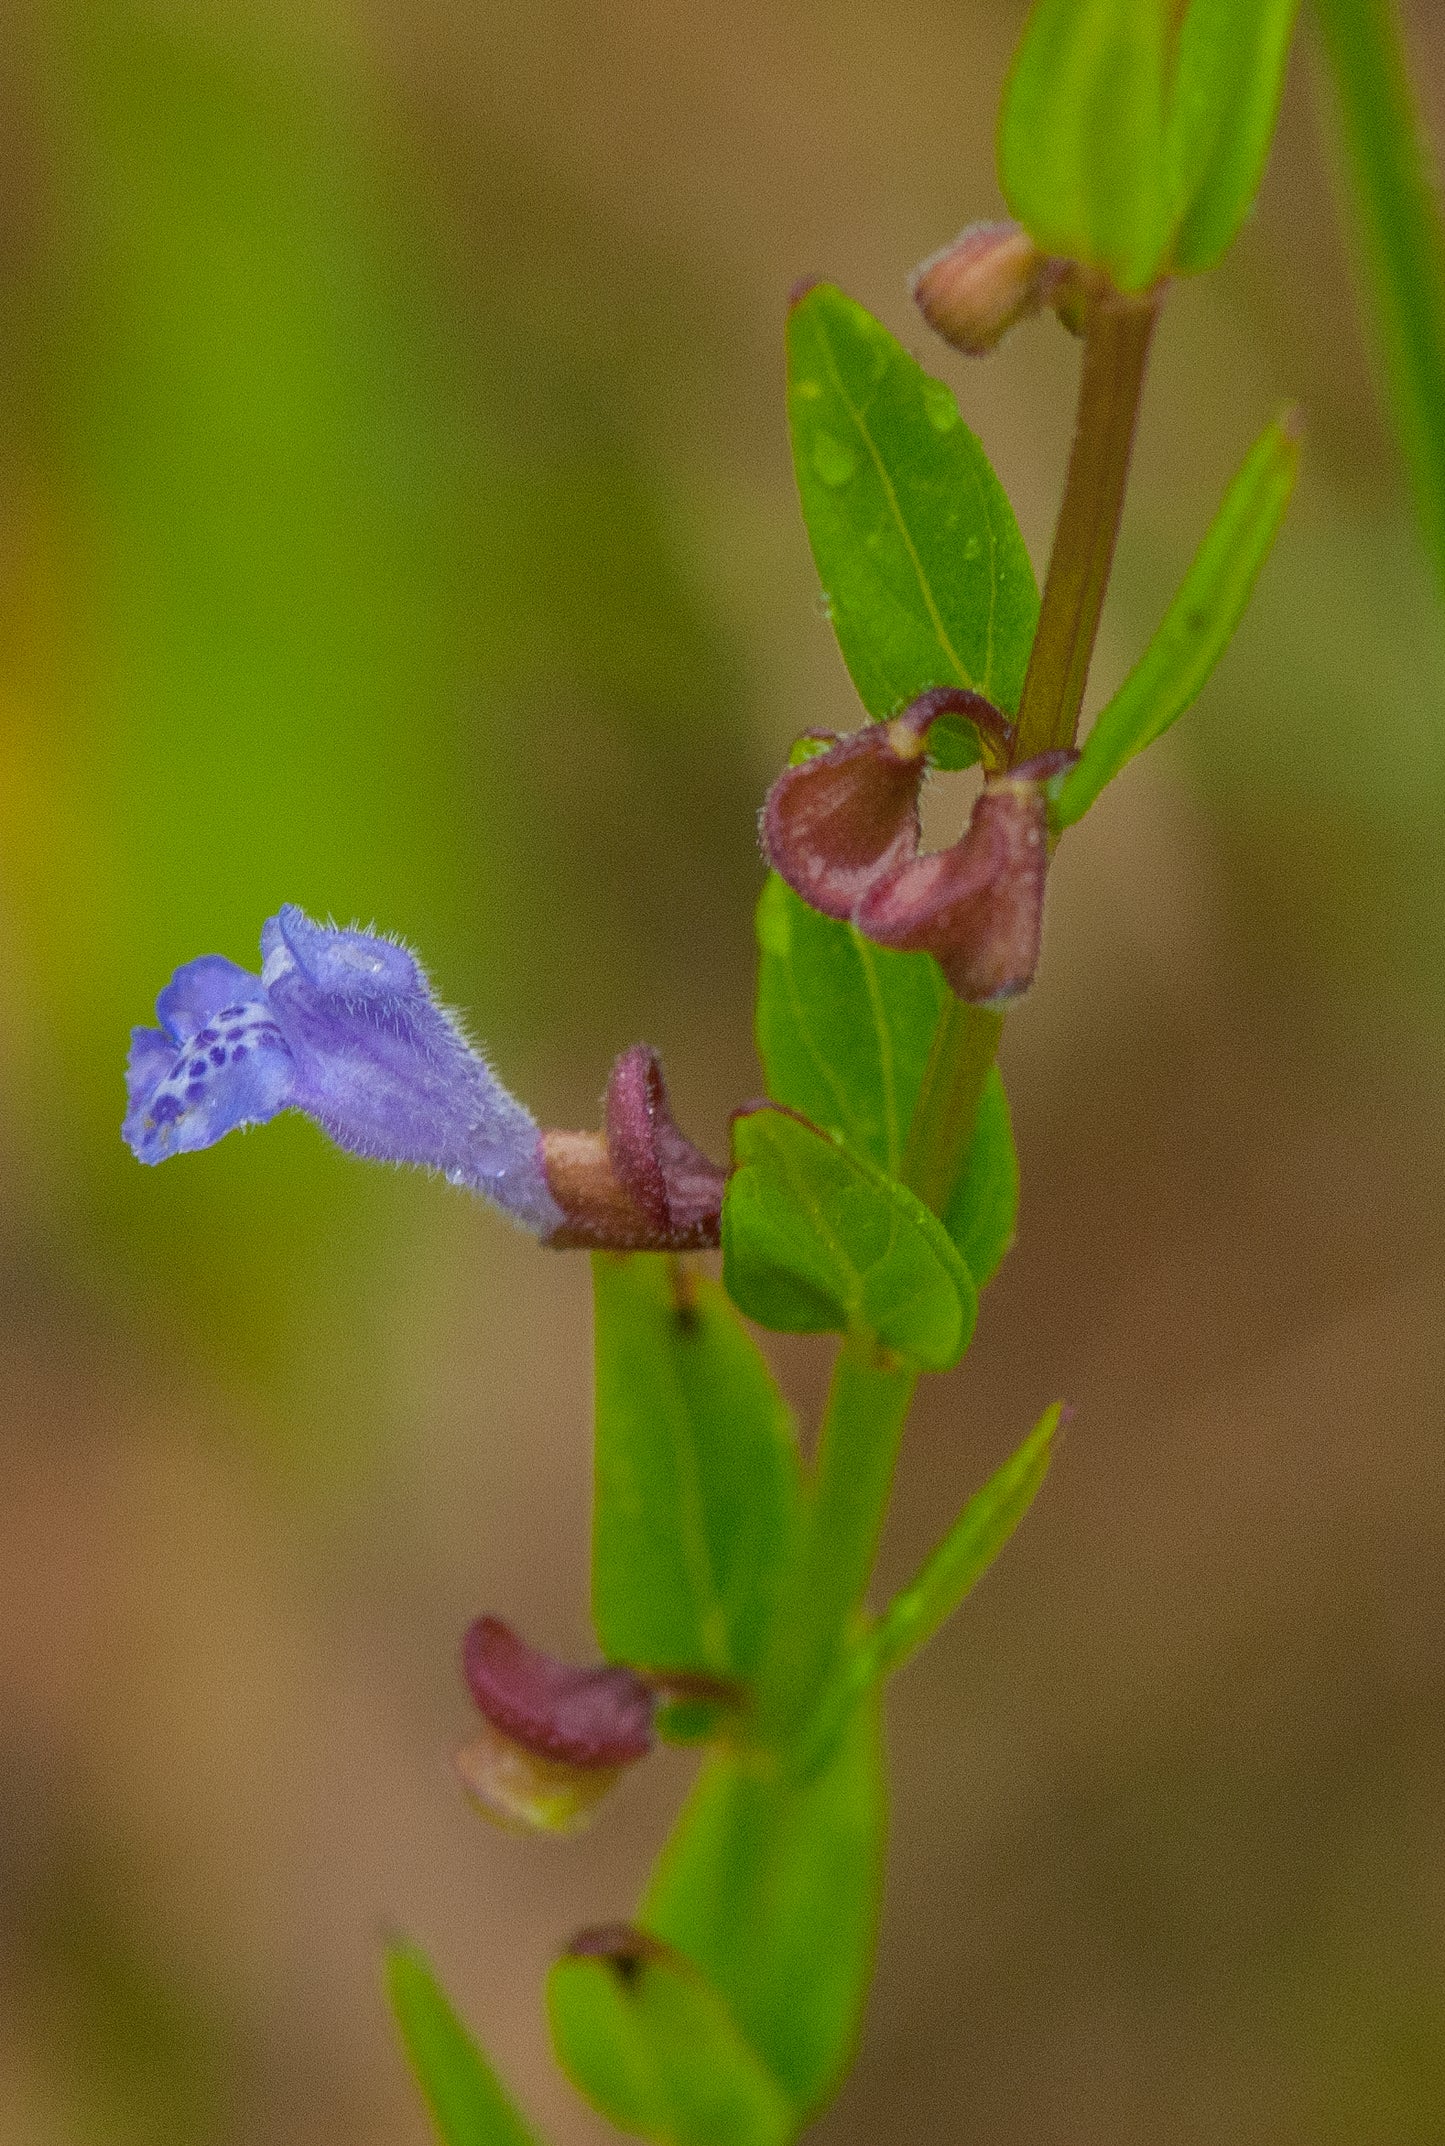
(565, 1923, 673, 1973)
(762, 691, 1074, 1005)
(464, 1617, 655, 1766)
(561, 1924, 709, 1994)
(456, 1617, 741, 1833)
(541, 1044, 727, 1252)
(457, 1616, 657, 1834)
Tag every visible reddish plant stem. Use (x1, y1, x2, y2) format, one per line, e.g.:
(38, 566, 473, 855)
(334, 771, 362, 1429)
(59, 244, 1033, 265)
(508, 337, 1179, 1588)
(1011, 292, 1160, 766)
(903, 291, 1161, 1229)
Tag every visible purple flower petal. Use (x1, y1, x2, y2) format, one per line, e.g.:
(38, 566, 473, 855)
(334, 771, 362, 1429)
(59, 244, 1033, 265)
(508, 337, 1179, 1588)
(155, 955, 269, 1043)
(123, 907, 563, 1235)
(261, 906, 561, 1235)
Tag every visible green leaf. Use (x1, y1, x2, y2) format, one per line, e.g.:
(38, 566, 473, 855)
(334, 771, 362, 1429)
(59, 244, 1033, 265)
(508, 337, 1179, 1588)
(999, 0, 1172, 293)
(643, 1693, 886, 2116)
(723, 1108, 977, 1372)
(754, 874, 1018, 1286)
(1167, 0, 1301, 273)
(384, 1943, 542, 2146)
(868, 1402, 1062, 1681)
(591, 1253, 802, 1680)
(796, 1404, 1061, 1778)
(942, 1063, 1018, 1290)
(1053, 412, 1301, 829)
(755, 871, 945, 1173)
(1315, 0, 1445, 609)
(548, 1937, 792, 2146)
(786, 284, 1038, 767)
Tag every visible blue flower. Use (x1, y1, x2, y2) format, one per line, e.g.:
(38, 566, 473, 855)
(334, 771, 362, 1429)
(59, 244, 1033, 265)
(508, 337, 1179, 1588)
(123, 905, 563, 1237)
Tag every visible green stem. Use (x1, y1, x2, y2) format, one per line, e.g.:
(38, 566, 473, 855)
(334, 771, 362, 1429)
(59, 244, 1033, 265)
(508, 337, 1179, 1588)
(900, 999, 1005, 1217)
(1011, 293, 1159, 764)
(758, 1335, 916, 1741)
(793, 1402, 1061, 1782)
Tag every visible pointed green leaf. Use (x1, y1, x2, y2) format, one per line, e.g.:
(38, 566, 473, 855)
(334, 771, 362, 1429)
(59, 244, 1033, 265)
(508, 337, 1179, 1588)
(754, 874, 1018, 1287)
(796, 1404, 1061, 1778)
(723, 1107, 977, 1372)
(869, 1402, 1062, 1679)
(1054, 412, 1301, 829)
(787, 284, 1038, 768)
(385, 1943, 543, 2146)
(548, 1935, 792, 2146)
(592, 1253, 802, 1681)
(643, 1693, 885, 2116)
(1167, 0, 1301, 272)
(999, 0, 1172, 293)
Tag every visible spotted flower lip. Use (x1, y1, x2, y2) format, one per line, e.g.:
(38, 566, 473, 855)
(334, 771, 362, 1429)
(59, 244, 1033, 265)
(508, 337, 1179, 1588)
(123, 905, 565, 1236)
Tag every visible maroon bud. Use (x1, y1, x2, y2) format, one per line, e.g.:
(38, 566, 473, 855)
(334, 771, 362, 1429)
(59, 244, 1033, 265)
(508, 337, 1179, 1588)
(855, 755, 1070, 1004)
(760, 687, 1014, 921)
(542, 1045, 726, 1252)
(911, 222, 1058, 355)
(605, 1047, 726, 1246)
(463, 1616, 655, 1765)
(457, 1616, 656, 1834)
(565, 1923, 673, 1978)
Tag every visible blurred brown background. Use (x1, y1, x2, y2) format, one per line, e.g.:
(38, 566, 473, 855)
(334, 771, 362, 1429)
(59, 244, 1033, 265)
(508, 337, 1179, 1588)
(2, 1, 1445, 2140)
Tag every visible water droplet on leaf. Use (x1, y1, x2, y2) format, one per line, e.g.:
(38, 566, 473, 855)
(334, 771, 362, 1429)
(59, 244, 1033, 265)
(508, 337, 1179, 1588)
(812, 430, 858, 486)
(922, 378, 960, 433)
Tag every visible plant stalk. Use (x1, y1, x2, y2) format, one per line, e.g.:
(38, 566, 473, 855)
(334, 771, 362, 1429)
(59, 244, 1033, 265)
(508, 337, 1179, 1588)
(768, 288, 1162, 1760)
(758, 1335, 917, 1742)
(902, 291, 1159, 1229)
(901, 999, 1004, 1217)
(1011, 293, 1159, 765)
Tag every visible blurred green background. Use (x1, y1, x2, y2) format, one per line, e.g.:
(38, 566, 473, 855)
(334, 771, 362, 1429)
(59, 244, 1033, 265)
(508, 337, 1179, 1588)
(2, 1, 1445, 2140)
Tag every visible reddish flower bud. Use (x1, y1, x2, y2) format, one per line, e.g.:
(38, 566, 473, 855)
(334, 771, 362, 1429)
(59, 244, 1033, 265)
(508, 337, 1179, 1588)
(457, 1616, 656, 1834)
(541, 1044, 726, 1252)
(911, 222, 1060, 355)
(760, 688, 1013, 922)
